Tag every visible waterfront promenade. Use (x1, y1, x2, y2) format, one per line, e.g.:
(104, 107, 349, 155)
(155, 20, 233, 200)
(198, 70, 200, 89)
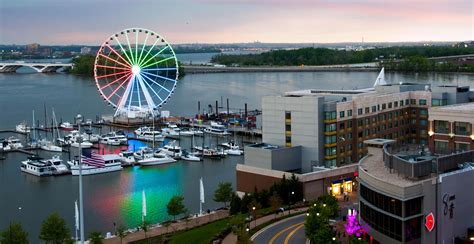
(104, 210, 229, 243)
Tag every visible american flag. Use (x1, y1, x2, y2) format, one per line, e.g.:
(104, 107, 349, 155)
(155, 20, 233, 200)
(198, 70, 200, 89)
(81, 152, 105, 168)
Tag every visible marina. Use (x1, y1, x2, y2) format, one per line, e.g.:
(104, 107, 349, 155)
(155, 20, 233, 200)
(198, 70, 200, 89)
(1, 70, 473, 240)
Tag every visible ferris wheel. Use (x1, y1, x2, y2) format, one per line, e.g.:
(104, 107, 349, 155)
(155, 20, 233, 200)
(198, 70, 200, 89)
(94, 28, 178, 118)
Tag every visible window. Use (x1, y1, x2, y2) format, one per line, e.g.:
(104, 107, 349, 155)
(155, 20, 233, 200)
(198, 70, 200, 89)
(420, 109, 428, 116)
(325, 123, 336, 132)
(382, 103, 386, 110)
(285, 111, 291, 120)
(340, 111, 345, 118)
(405, 99, 409, 106)
(347, 120, 352, 128)
(420, 120, 428, 126)
(365, 107, 370, 114)
(325, 135, 337, 144)
(454, 122, 470, 135)
(419, 99, 427, 105)
(360, 184, 403, 217)
(394, 101, 398, 107)
(339, 123, 345, 130)
(388, 102, 392, 109)
(347, 109, 352, 117)
(285, 124, 291, 131)
(372, 106, 376, 112)
(347, 132, 353, 139)
(358, 108, 363, 115)
(325, 147, 336, 156)
(434, 140, 449, 153)
(360, 202, 402, 241)
(455, 143, 469, 152)
(400, 100, 404, 106)
(324, 111, 336, 120)
(410, 99, 416, 105)
(285, 136, 291, 143)
(434, 120, 449, 134)
(432, 99, 447, 107)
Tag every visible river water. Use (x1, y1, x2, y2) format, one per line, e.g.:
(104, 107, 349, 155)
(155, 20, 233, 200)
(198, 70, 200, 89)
(0, 53, 473, 240)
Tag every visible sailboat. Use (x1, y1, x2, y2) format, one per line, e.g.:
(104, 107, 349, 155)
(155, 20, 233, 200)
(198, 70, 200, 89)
(137, 115, 176, 166)
(181, 122, 202, 161)
(223, 124, 244, 156)
(40, 109, 62, 152)
(28, 111, 40, 148)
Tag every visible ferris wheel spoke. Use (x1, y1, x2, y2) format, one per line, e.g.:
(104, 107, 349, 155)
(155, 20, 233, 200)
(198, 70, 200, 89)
(104, 44, 132, 66)
(98, 53, 131, 68)
(127, 75, 136, 108)
(124, 32, 136, 65)
(142, 70, 177, 85)
(137, 32, 150, 67)
(96, 70, 129, 79)
(113, 36, 134, 65)
(106, 74, 132, 100)
(135, 31, 139, 66)
(137, 38, 160, 67)
(96, 64, 130, 71)
(140, 71, 172, 93)
(136, 74, 158, 108)
(142, 67, 177, 72)
(140, 46, 170, 68)
(137, 73, 164, 102)
(99, 72, 132, 90)
(142, 56, 174, 69)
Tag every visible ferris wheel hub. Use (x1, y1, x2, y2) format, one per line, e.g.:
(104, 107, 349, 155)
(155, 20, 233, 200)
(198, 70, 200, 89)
(131, 65, 141, 75)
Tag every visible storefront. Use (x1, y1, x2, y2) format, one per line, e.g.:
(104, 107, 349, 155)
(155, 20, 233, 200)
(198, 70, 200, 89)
(330, 177, 353, 196)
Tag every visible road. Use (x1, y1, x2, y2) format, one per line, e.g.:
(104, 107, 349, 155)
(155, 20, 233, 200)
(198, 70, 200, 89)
(252, 214, 307, 244)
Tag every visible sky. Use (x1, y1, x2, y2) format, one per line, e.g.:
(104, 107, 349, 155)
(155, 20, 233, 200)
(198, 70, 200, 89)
(0, 0, 473, 45)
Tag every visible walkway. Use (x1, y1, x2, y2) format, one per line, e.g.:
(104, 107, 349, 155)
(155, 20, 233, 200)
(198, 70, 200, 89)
(103, 210, 229, 244)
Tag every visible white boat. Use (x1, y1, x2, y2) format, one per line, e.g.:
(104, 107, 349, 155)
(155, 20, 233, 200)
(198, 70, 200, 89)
(68, 154, 123, 175)
(180, 150, 202, 161)
(224, 148, 244, 156)
(156, 141, 182, 159)
(220, 141, 241, 150)
(5, 137, 23, 150)
(134, 148, 176, 166)
(59, 122, 74, 131)
(204, 122, 230, 136)
(59, 130, 93, 148)
(20, 156, 53, 177)
(161, 124, 182, 139)
(16, 122, 31, 133)
(38, 139, 62, 152)
(119, 151, 136, 166)
(82, 133, 100, 143)
(191, 129, 204, 137)
(136, 131, 164, 142)
(45, 155, 69, 175)
(134, 126, 154, 135)
(99, 135, 121, 146)
(202, 148, 227, 159)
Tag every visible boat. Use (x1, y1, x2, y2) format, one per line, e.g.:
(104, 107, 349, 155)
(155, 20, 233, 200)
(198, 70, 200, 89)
(58, 130, 93, 148)
(39, 139, 62, 152)
(220, 141, 241, 150)
(191, 128, 204, 137)
(68, 154, 123, 175)
(134, 148, 176, 166)
(180, 150, 202, 161)
(59, 122, 74, 131)
(202, 148, 227, 159)
(4, 137, 23, 150)
(136, 130, 165, 142)
(99, 134, 121, 146)
(204, 122, 230, 136)
(20, 155, 53, 177)
(82, 132, 100, 143)
(15, 122, 31, 133)
(119, 151, 136, 166)
(45, 155, 69, 175)
(156, 140, 182, 159)
(161, 124, 182, 139)
(224, 148, 244, 156)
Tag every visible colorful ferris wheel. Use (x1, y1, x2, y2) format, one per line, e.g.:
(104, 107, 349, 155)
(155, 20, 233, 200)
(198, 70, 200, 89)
(94, 28, 178, 118)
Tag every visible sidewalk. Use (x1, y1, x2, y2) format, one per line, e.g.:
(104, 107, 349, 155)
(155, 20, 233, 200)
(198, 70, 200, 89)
(222, 207, 309, 244)
(104, 210, 229, 244)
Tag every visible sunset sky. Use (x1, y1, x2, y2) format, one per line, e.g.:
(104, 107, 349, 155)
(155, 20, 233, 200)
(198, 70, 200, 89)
(0, 0, 472, 45)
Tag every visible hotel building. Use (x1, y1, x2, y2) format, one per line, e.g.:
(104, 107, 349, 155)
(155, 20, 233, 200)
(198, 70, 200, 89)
(358, 139, 474, 243)
(236, 70, 474, 200)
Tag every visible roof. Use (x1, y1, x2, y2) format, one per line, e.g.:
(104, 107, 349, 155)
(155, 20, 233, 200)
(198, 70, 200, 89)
(430, 102, 474, 112)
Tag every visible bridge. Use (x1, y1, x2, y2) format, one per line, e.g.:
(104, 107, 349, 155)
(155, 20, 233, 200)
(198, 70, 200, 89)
(0, 62, 73, 73)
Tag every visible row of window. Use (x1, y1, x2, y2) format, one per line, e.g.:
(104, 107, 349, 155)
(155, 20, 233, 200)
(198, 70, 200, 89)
(433, 121, 471, 135)
(340, 99, 427, 118)
(434, 140, 470, 153)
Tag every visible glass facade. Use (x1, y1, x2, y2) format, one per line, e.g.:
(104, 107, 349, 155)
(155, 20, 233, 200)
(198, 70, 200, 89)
(434, 120, 449, 134)
(454, 122, 470, 135)
(360, 201, 403, 241)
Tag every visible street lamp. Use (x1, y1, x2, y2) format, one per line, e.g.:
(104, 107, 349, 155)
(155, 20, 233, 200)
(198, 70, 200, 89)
(77, 135, 85, 244)
(289, 191, 295, 214)
(252, 206, 256, 228)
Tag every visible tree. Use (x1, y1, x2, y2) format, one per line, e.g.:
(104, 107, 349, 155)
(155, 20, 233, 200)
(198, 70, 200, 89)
(88, 231, 103, 244)
(213, 182, 234, 208)
(0, 222, 29, 244)
(116, 224, 127, 244)
(166, 195, 187, 221)
(317, 195, 339, 218)
(140, 220, 151, 239)
(39, 213, 70, 243)
(229, 193, 242, 215)
(229, 215, 251, 244)
(269, 193, 283, 218)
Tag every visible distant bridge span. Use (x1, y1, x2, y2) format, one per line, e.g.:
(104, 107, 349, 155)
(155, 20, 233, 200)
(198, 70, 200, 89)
(0, 62, 73, 73)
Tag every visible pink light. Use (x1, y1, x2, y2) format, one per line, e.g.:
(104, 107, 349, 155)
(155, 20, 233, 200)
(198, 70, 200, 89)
(105, 44, 132, 66)
(98, 53, 131, 68)
(96, 70, 129, 79)
(106, 74, 132, 100)
(95, 64, 130, 71)
(99, 72, 131, 90)
(344, 209, 365, 237)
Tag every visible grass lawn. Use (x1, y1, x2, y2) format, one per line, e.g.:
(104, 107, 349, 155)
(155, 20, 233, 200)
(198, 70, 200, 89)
(167, 218, 231, 244)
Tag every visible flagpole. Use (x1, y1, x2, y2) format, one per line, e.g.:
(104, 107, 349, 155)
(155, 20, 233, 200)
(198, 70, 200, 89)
(75, 201, 78, 242)
(78, 136, 85, 244)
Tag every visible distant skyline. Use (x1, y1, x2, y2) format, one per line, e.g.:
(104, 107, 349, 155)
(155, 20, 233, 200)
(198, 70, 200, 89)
(0, 0, 473, 45)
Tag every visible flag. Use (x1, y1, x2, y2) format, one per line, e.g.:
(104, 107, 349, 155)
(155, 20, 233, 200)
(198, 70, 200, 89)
(75, 200, 79, 231)
(81, 152, 105, 168)
(142, 190, 147, 218)
(200, 177, 205, 204)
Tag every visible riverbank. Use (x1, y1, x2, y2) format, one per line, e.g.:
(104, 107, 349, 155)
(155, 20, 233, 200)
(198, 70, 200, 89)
(183, 65, 379, 74)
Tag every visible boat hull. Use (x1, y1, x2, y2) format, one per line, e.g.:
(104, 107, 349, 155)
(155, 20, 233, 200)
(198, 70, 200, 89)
(70, 165, 122, 175)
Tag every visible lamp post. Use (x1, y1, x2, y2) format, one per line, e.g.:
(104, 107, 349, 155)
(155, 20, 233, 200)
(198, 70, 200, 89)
(252, 206, 256, 228)
(77, 135, 85, 244)
(289, 191, 295, 214)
